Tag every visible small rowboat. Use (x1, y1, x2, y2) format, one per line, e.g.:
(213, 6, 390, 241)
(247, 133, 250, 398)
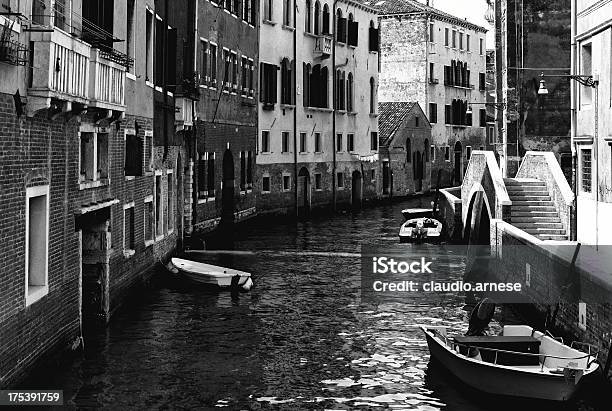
(421, 325, 599, 401)
(399, 218, 442, 243)
(168, 258, 253, 291)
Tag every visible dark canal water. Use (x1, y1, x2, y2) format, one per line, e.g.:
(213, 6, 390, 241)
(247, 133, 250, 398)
(23, 198, 607, 410)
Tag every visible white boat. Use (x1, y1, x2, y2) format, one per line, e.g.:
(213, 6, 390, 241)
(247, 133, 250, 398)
(401, 208, 433, 220)
(167, 258, 253, 291)
(399, 218, 442, 243)
(421, 325, 599, 401)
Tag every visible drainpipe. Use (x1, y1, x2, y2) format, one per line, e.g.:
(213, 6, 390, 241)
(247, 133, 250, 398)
(293, 4, 298, 217)
(570, 0, 577, 241)
(332, 1, 337, 212)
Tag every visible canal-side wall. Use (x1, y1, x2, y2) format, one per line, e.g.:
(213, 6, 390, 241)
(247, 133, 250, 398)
(490, 220, 612, 369)
(437, 187, 463, 241)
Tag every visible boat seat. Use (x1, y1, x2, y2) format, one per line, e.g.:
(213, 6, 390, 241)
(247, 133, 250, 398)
(453, 336, 541, 366)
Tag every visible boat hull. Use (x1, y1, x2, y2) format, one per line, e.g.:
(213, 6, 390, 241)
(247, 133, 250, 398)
(168, 258, 253, 291)
(399, 218, 442, 243)
(422, 327, 591, 401)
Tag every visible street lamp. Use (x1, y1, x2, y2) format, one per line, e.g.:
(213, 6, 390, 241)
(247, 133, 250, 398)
(537, 72, 599, 94)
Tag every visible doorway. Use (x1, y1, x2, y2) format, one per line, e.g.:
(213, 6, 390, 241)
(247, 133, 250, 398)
(221, 148, 235, 225)
(297, 167, 311, 217)
(351, 170, 363, 209)
(454, 141, 463, 185)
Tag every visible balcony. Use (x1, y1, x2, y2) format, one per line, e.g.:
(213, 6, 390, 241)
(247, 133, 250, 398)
(314, 35, 332, 59)
(89, 48, 125, 110)
(28, 27, 91, 114)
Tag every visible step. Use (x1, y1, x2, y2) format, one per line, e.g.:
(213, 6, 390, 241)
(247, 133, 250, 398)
(506, 186, 549, 193)
(537, 234, 569, 241)
(523, 228, 566, 235)
(504, 178, 546, 187)
(512, 206, 557, 212)
(511, 211, 559, 217)
(514, 222, 564, 229)
(511, 216, 561, 223)
(512, 202, 555, 208)
(508, 195, 552, 201)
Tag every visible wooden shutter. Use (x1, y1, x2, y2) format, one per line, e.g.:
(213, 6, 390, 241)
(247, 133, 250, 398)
(166, 27, 177, 88)
(348, 21, 358, 46)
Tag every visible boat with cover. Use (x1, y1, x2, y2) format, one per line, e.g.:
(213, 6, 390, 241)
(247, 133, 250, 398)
(167, 258, 254, 291)
(399, 218, 443, 243)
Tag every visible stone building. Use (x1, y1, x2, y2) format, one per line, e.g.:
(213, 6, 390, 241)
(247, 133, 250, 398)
(573, 0, 612, 245)
(192, 0, 259, 232)
(256, 0, 380, 216)
(492, 0, 572, 177)
(378, 102, 432, 196)
(0, 0, 192, 387)
(376, 0, 488, 188)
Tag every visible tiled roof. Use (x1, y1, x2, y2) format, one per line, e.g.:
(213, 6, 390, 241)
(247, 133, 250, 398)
(365, 0, 487, 32)
(378, 102, 417, 147)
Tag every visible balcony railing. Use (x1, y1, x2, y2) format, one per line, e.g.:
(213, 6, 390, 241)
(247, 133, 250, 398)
(314, 35, 332, 59)
(90, 49, 125, 109)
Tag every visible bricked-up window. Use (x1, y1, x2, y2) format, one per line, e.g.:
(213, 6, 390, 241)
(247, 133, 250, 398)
(430, 145, 436, 161)
(479, 109, 487, 127)
(210, 43, 218, 87)
(347, 133, 354, 152)
(336, 9, 347, 43)
(144, 197, 154, 245)
(284, 0, 292, 27)
(300, 132, 307, 152)
(240, 151, 246, 192)
(155, 15, 164, 85)
(261, 130, 270, 152)
(369, 20, 379, 52)
(260, 62, 278, 108)
(336, 133, 343, 152)
(264, 0, 272, 21)
(322, 4, 330, 34)
(445, 28, 449, 46)
(283, 175, 291, 191)
(479, 72, 486, 91)
(145, 131, 154, 171)
(370, 131, 378, 151)
(315, 173, 322, 190)
(281, 58, 294, 105)
(347, 13, 358, 47)
(262, 175, 271, 192)
(207, 153, 215, 197)
(125, 133, 143, 176)
(123, 204, 135, 254)
(581, 148, 592, 193)
(25, 185, 49, 306)
(314, 132, 322, 152)
(167, 171, 174, 232)
(337, 172, 344, 188)
(347, 72, 354, 112)
(282, 131, 291, 153)
(424, 139, 430, 162)
(429, 103, 438, 123)
(155, 174, 164, 237)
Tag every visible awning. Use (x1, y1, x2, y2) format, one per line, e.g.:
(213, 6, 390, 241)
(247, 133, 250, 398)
(76, 199, 119, 215)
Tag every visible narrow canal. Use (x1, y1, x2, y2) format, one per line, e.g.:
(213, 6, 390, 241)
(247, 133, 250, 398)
(23, 197, 605, 410)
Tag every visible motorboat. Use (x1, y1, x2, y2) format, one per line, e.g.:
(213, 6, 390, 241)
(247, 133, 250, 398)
(399, 217, 442, 243)
(401, 208, 433, 220)
(167, 258, 253, 291)
(420, 324, 599, 401)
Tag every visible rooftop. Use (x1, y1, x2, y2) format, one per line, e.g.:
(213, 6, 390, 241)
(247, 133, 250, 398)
(378, 102, 417, 147)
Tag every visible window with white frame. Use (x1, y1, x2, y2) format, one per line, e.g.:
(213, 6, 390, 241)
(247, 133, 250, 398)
(284, 0, 292, 27)
(282, 131, 291, 153)
(261, 130, 270, 153)
(282, 174, 291, 191)
(314, 132, 322, 153)
(262, 175, 271, 193)
(430, 145, 436, 162)
(25, 185, 49, 306)
(145, 8, 154, 82)
(347, 133, 354, 152)
(315, 173, 322, 190)
(126, 0, 135, 75)
(337, 172, 344, 188)
(125, 130, 143, 177)
(123, 202, 135, 256)
(300, 132, 307, 153)
(580, 147, 592, 193)
(167, 170, 174, 232)
(144, 196, 154, 245)
(145, 131, 154, 171)
(155, 172, 164, 238)
(264, 0, 273, 21)
(79, 132, 108, 184)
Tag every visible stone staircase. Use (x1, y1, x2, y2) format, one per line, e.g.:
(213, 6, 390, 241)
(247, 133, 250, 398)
(505, 178, 568, 241)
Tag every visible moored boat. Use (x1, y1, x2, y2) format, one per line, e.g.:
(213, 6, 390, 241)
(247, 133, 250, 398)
(420, 325, 599, 401)
(167, 258, 253, 291)
(399, 218, 442, 243)
(401, 208, 433, 220)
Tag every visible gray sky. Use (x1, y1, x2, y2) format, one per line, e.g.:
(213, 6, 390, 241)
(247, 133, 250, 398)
(428, 0, 495, 47)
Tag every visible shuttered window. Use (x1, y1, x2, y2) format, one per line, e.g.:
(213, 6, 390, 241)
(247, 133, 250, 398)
(260, 62, 278, 107)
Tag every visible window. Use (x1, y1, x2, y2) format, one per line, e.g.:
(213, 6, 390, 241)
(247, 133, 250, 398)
(445, 104, 451, 124)
(336, 9, 346, 43)
(581, 148, 592, 193)
(123, 203, 135, 255)
(314, 132, 322, 152)
(197, 153, 207, 198)
(429, 103, 438, 123)
(79, 132, 108, 183)
(406, 138, 412, 163)
(247, 151, 253, 188)
(479, 38, 484, 55)
(225, 0, 232, 13)
(369, 20, 379, 52)
(415, 117, 420, 127)
(430, 145, 436, 161)
(282, 131, 291, 153)
(369, 77, 376, 113)
(315, 173, 322, 190)
(444, 146, 450, 161)
(281, 58, 294, 105)
(466, 146, 472, 160)
(479, 109, 487, 127)
(445, 28, 449, 46)
(284, 0, 292, 26)
(314, 1, 321, 34)
(167, 171, 174, 232)
(429, 22, 434, 42)
(305, 64, 328, 108)
(347, 73, 354, 112)
(25, 185, 49, 306)
(145, 9, 154, 82)
(240, 152, 246, 192)
(154, 15, 164, 85)
(223, 49, 231, 91)
(248, 58, 254, 97)
(283, 175, 291, 191)
(370, 131, 378, 151)
(201, 39, 209, 85)
(347, 13, 358, 47)
(459, 32, 464, 50)
(144, 197, 154, 245)
(241, 56, 248, 96)
(207, 152, 215, 197)
(581, 43, 593, 105)
(322, 4, 330, 34)
(262, 175, 271, 193)
(155, 174, 164, 237)
(466, 34, 471, 52)
(487, 125, 495, 144)
(347, 133, 354, 152)
(336, 133, 343, 152)
(261, 130, 270, 153)
(231, 52, 238, 92)
(145, 131, 154, 171)
(371, 169, 376, 182)
(126, 0, 135, 75)
(264, 0, 272, 21)
(335, 70, 345, 110)
(210, 43, 218, 87)
(125, 132, 143, 176)
(305, 0, 311, 33)
(337, 172, 344, 188)
(429, 62, 435, 83)
(166, 26, 177, 88)
(300, 132, 307, 153)
(260, 62, 279, 107)
(479, 72, 486, 91)
(452, 30, 456, 48)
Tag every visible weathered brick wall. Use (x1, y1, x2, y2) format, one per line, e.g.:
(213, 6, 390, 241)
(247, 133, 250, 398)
(438, 187, 463, 241)
(0, 93, 81, 388)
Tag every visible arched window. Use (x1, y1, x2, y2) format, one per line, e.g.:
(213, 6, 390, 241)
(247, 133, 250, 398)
(369, 77, 376, 113)
(369, 20, 379, 52)
(264, 0, 272, 21)
(321, 66, 329, 108)
(347, 72, 354, 112)
(284, 0, 292, 26)
(314, 1, 320, 35)
(347, 13, 356, 46)
(280, 58, 293, 105)
(322, 4, 330, 34)
(424, 139, 430, 162)
(406, 138, 412, 163)
(305, 0, 312, 33)
(336, 8, 346, 43)
(303, 63, 311, 107)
